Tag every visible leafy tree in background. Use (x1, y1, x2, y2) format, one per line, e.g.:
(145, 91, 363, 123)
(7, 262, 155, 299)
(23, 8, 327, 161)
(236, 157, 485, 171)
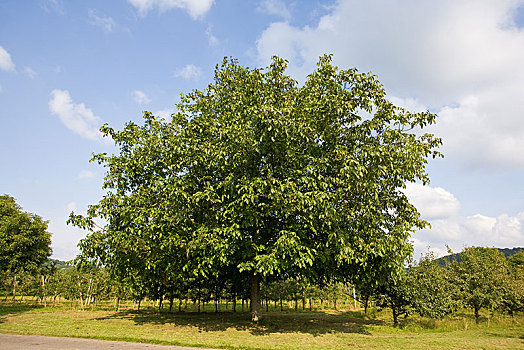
(508, 252, 524, 274)
(408, 252, 459, 319)
(69, 55, 441, 321)
(0, 195, 52, 301)
(379, 270, 413, 326)
(500, 252, 524, 316)
(450, 247, 508, 323)
(499, 268, 524, 316)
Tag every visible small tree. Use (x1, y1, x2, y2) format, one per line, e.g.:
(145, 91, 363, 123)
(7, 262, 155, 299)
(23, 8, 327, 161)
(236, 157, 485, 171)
(0, 195, 52, 301)
(450, 247, 508, 323)
(499, 270, 524, 316)
(409, 252, 459, 319)
(499, 253, 524, 316)
(379, 270, 413, 327)
(508, 252, 524, 275)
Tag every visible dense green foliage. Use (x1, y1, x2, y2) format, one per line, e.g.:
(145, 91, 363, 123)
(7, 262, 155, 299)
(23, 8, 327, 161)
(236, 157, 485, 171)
(407, 252, 459, 319)
(378, 252, 460, 326)
(0, 195, 52, 301)
(449, 247, 508, 323)
(68, 55, 441, 321)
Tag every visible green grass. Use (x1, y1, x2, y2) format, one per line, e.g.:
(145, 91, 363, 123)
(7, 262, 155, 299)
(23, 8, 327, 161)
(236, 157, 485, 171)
(0, 303, 523, 349)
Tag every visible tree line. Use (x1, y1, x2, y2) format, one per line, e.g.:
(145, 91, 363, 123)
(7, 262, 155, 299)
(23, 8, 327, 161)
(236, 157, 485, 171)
(2, 241, 523, 327)
(377, 248, 524, 325)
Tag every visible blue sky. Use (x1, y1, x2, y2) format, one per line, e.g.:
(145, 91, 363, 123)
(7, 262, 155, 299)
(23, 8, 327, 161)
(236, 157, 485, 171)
(1, 0, 524, 260)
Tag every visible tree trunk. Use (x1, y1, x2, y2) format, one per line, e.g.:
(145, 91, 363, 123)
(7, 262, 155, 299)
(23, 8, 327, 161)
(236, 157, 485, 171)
(12, 274, 17, 302)
(250, 273, 262, 321)
(138, 299, 141, 312)
(392, 306, 398, 327)
(309, 296, 312, 311)
(86, 278, 92, 306)
(78, 281, 84, 310)
(214, 288, 219, 313)
(474, 306, 480, 324)
(41, 275, 47, 307)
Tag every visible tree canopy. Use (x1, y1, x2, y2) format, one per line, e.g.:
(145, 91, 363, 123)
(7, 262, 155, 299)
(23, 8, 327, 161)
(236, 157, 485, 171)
(450, 247, 509, 323)
(0, 195, 52, 274)
(0, 195, 52, 300)
(69, 55, 442, 320)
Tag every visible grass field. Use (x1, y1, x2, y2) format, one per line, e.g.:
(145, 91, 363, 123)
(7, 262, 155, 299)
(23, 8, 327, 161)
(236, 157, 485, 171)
(0, 302, 523, 349)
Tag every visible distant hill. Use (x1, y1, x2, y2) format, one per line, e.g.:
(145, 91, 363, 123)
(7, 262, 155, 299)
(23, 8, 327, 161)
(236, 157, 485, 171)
(498, 247, 524, 258)
(437, 247, 524, 266)
(47, 258, 73, 270)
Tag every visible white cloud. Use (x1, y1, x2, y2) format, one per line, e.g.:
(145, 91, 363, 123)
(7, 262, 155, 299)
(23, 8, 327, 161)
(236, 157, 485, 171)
(66, 201, 77, 213)
(414, 212, 524, 257)
(173, 64, 202, 80)
(88, 10, 116, 32)
(48, 89, 105, 141)
(77, 170, 96, 179)
(206, 24, 219, 46)
(492, 213, 523, 245)
(402, 182, 524, 258)
(411, 237, 449, 260)
(389, 96, 428, 113)
(128, 0, 214, 19)
(0, 45, 15, 71)
(257, 0, 291, 20)
(41, 0, 64, 14)
(23, 66, 37, 79)
(434, 92, 524, 168)
(255, 0, 524, 169)
(132, 89, 152, 104)
(155, 107, 175, 120)
(404, 183, 460, 220)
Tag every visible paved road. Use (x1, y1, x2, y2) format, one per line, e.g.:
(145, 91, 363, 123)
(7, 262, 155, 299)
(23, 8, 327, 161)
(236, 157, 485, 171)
(0, 334, 220, 350)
